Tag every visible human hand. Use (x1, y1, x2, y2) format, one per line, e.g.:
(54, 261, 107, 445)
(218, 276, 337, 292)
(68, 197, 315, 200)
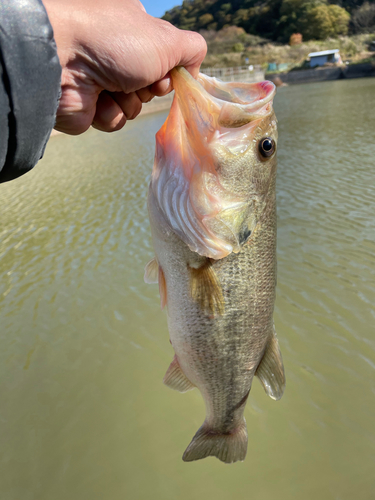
(43, 0, 207, 134)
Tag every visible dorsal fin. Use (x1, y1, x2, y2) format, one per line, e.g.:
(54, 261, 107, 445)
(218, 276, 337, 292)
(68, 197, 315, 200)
(255, 326, 285, 400)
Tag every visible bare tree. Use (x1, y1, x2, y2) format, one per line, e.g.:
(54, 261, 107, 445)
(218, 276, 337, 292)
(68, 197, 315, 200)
(352, 2, 375, 33)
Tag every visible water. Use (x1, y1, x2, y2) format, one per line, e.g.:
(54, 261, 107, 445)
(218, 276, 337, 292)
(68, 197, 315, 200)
(1, 78, 374, 500)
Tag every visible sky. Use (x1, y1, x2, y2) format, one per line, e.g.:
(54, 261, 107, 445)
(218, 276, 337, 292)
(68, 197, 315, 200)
(141, 0, 180, 18)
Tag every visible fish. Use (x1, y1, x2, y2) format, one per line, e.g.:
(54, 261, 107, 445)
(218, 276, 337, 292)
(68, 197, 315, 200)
(144, 67, 285, 464)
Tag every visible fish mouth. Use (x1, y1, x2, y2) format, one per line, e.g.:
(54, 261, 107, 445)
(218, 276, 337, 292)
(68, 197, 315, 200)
(171, 67, 276, 129)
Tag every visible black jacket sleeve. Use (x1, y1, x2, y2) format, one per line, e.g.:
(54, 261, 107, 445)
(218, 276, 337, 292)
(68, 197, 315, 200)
(0, 0, 61, 183)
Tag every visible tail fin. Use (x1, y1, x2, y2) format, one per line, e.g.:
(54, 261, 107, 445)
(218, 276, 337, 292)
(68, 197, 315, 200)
(182, 419, 248, 464)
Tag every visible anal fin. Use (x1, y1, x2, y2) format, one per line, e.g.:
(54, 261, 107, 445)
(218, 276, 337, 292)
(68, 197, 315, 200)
(255, 326, 286, 400)
(163, 355, 195, 393)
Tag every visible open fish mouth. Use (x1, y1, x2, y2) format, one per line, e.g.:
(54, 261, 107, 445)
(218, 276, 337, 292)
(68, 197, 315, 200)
(175, 67, 276, 128)
(151, 67, 277, 260)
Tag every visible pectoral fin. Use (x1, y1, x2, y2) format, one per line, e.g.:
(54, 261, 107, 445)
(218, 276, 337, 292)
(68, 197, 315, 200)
(188, 260, 224, 316)
(255, 327, 286, 400)
(144, 258, 159, 284)
(144, 258, 167, 309)
(163, 355, 195, 393)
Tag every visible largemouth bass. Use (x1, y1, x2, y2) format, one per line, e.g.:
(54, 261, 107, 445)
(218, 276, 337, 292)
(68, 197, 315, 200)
(145, 67, 285, 464)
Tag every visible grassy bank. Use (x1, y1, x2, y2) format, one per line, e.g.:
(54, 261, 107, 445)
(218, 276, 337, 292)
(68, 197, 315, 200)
(200, 28, 375, 70)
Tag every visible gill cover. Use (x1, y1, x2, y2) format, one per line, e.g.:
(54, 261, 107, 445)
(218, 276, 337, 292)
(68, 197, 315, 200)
(151, 67, 276, 260)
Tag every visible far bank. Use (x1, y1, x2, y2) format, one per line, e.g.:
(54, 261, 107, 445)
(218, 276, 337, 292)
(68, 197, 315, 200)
(267, 61, 375, 85)
(49, 61, 374, 137)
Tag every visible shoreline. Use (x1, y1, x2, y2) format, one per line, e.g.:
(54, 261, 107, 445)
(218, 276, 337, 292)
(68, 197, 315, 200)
(49, 64, 374, 139)
(267, 61, 375, 86)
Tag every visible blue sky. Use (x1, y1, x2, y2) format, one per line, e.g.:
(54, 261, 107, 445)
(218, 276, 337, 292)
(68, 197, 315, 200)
(142, 0, 180, 18)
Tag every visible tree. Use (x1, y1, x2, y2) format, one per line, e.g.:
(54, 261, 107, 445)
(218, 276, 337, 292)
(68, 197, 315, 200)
(352, 2, 375, 33)
(279, 0, 350, 41)
(305, 4, 334, 40)
(231, 8, 250, 27)
(198, 13, 214, 28)
(161, 0, 365, 42)
(328, 4, 350, 35)
(232, 42, 245, 51)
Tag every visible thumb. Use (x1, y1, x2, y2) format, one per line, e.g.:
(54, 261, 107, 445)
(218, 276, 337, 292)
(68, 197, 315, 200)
(151, 28, 207, 96)
(175, 29, 207, 79)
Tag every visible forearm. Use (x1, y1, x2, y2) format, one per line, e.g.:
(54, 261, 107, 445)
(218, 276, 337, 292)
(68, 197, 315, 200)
(0, 0, 207, 182)
(0, 0, 61, 183)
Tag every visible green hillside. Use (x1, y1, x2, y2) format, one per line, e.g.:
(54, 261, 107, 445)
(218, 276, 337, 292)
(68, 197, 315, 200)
(162, 0, 375, 43)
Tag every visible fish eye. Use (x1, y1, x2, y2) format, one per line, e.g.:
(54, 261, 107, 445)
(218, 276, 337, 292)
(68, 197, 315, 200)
(259, 137, 275, 158)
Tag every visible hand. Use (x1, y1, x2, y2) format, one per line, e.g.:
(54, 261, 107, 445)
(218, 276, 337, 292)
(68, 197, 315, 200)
(43, 0, 207, 134)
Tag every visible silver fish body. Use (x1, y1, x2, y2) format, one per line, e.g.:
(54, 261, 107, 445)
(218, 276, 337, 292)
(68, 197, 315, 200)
(145, 68, 285, 463)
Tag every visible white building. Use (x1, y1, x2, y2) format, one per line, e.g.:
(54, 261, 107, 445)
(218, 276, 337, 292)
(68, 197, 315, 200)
(308, 49, 342, 68)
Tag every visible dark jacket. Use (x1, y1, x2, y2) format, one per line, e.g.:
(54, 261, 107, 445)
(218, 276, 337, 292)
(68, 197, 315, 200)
(0, 0, 61, 183)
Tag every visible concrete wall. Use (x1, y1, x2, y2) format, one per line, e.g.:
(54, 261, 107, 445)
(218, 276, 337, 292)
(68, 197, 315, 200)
(344, 63, 375, 79)
(201, 66, 264, 83)
(268, 67, 343, 84)
(204, 70, 265, 83)
(267, 62, 375, 85)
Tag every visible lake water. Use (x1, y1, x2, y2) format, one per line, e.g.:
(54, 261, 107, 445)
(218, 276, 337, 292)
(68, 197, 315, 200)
(1, 77, 374, 500)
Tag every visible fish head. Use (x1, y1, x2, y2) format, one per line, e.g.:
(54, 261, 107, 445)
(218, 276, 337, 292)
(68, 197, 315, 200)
(151, 67, 277, 260)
